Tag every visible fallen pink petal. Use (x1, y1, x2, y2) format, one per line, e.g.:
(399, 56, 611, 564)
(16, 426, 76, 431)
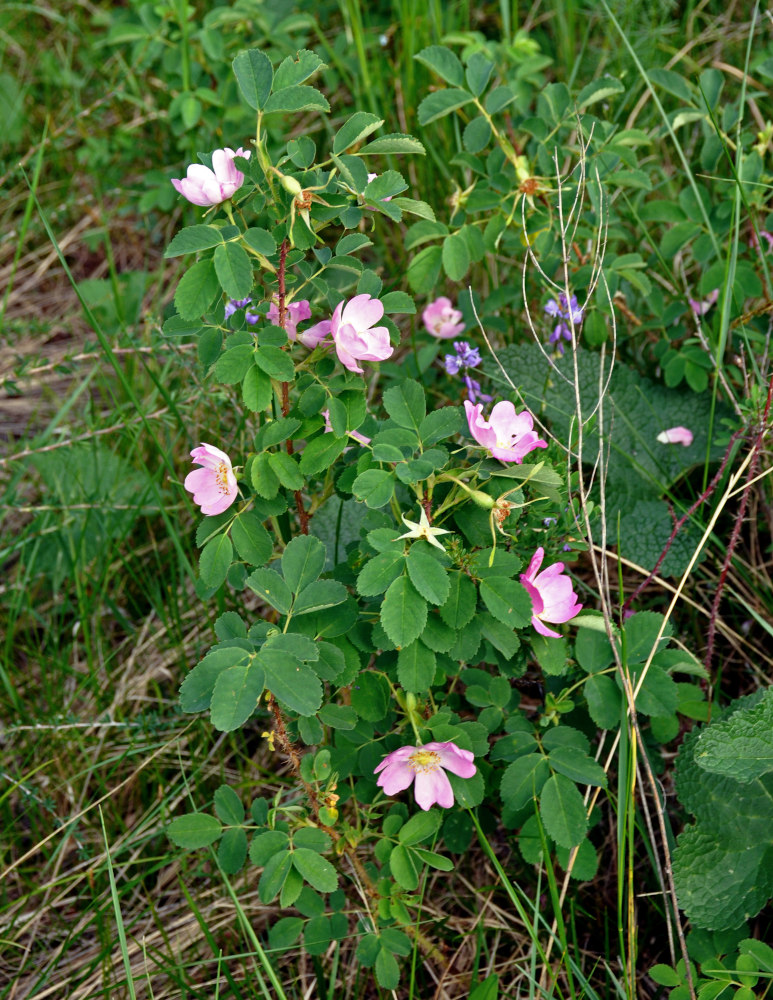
(374, 741, 476, 810)
(520, 546, 583, 638)
(184, 443, 238, 516)
(464, 399, 548, 463)
(657, 426, 693, 447)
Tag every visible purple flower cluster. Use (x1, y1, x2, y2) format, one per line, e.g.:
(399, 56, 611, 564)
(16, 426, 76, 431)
(544, 293, 583, 352)
(224, 297, 260, 324)
(443, 341, 492, 404)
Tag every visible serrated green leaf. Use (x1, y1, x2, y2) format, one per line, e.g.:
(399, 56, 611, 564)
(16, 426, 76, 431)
(352, 468, 395, 508)
(397, 640, 436, 692)
(217, 827, 248, 874)
(585, 673, 621, 729)
(254, 344, 294, 382)
(439, 571, 476, 629)
(415, 45, 465, 87)
(214, 344, 253, 384)
(165, 225, 226, 257)
(267, 451, 303, 490)
(407, 244, 442, 294)
(375, 946, 400, 990)
(232, 48, 273, 110)
(243, 227, 276, 256)
(463, 116, 492, 154)
(442, 231, 470, 281)
(264, 85, 330, 115)
(179, 647, 249, 713)
(214, 242, 253, 300)
(576, 75, 625, 108)
(694, 688, 773, 781)
(174, 259, 220, 320)
(273, 49, 325, 89)
(357, 549, 406, 596)
(406, 542, 450, 605)
(299, 433, 347, 476)
(389, 843, 419, 890)
(383, 378, 425, 430)
(500, 754, 549, 812)
(231, 510, 273, 566)
(282, 535, 326, 593)
(417, 87, 472, 125)
(419, 406, 462, 444)
(381, 576, 427, 648)
(334, 112, 384, 154)
(199, 534, 233, 588)
(243, 364, 272, 412)
(381, 290, 415, 313)
(398, 809, 442, 846)
(210, 660, 264, 731)
(258, 850, 292, 903)
(465, 52, 495, 96)
(292, 847, 338, 892)
(549, 746, 607, 788)
(260, 649, 323, 716)
(293, 579, 348, 615)
(359, 133, 426, 156)
(245, 567, 292, 614)
(168, 813, 222, 849)
(213, 785, 245, 825)
(479, 576, 531, 628)
(539, 773, 588, 849)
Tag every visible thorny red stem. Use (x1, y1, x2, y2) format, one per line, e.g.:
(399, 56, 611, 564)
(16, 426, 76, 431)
(704, 371, 773, 674)
(276, 237, 309, 533)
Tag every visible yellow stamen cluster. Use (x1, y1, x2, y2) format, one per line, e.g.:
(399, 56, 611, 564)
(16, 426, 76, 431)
(215, 462, 230, 492)
(408, 750, 441, 773)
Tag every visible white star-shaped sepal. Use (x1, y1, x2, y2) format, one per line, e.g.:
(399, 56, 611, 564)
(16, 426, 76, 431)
(397, 507, 453, 552)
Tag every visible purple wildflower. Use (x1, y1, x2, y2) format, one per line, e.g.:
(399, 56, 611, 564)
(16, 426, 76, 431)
(444, 341, 490, 402)
(544, 293, 583, 353)
(225, 297, 260, 325)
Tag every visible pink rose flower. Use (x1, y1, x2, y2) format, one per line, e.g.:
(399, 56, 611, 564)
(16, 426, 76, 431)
(464, 400, 548, 463)
(422, 296, 465, 339)
(171, 148, 250, 207)
(330, 294, 394, 373)
(266, 297, 314, 341)
(520, 546, 583, 639)
(374, 741, 477, 811)
(184, 443, 238, 516)
(656, 426, 693, 447)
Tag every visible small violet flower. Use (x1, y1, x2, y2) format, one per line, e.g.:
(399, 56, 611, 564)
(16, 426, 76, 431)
(171, 148, 250, 207)
(544, 293, 583, 352)
(444, 341, 493, 404)
(422, 297, 465, 339)
(184, 443, 238, 516)
(464, 400, 548, 464)
(374, 741, 477, 811)
(330, 294, 393, 373)
(656, 426, 694, 447)
(224, 297, 260, 325)
(688, 289, 719, 318)
(520, 546, 583, 639)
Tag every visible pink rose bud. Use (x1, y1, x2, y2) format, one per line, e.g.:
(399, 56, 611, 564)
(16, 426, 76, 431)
(184, 443, 238, 516)
(422, 296, 465, 339)
(520, 546, 583, 639)
(171, 147, 250, 207)
(464, 399, 548, 463)
(374, 741, 477, 810)
(656, 426, 693, 447)
(330, 294, 394, 373)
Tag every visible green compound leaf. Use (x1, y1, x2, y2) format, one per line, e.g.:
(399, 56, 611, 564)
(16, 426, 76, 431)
(352, 468, 395, 509)
(549, 746, 607, 788)
(500, 754, 549, 813)
(693, 687, 773, 781)
(293, 580, 348, 615)
(168, 812, 222, 849)
(381, 576, 428, 648)
(214, 242, 253, 300)
(375, 946, 400, 990)
(539, 773, 588, 849)
(406, 542, 450, 605)
(300, 433, 347, 476)
(389, 843, 419, 890)
(258, 850, 293, 903)
(231, 510, 273, 567)
(210, 659, 264, 732)
(174, 259, 220, 320)
(585, 673, 622, 730)
(232, 48, 273, 110)
(179, 646, 250, 713)
(292, 848, 339, 892)
(333, 111, 384, 154)
(282, 535, 326, 593)
(268, 451, 303, 490)
(407, 244, 442, 294)
(264, 84, 330, 115)
(260, 650, 323, 716)
(673, 693, 773, 930)
(397, 640, 436, 693)
(398, 809, 443, 846)
(442, 231, 470, 281)
(199, 533, 233, 589)
(419, 406, 462, 445)
(360, 133, 425, 156)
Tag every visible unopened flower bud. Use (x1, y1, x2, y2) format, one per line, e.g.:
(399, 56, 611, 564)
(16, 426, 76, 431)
(469, 490, 496, 509)
(405, 692, 418, 712)
(280, 173, 303, 197)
